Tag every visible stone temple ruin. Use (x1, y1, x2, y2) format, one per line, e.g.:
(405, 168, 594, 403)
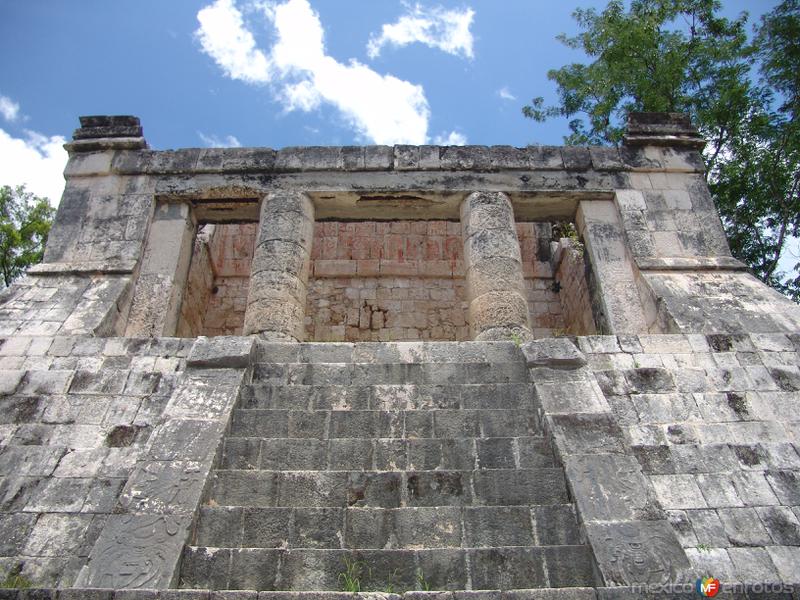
(0, 113, 799, 599)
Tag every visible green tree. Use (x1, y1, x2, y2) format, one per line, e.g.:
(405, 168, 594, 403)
(524, 0, 800, 300)
(0, 185, 55, 288)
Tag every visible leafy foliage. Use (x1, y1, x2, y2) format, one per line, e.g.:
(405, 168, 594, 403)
(0, 185, 55, 288)
(524, 0, 800, 300)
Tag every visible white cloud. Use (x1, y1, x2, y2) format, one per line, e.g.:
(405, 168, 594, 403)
(0, 128, 67, 204)
(367, 4, 475, 60)
(195, 0, 433, 144)
(281, 80, 322, 112)
(0, 95, 20, 122)
(196, 0, 271, 84)
(433, 131, 467, 145)
(497, 86, 516, 101)
(198, 131, 242, 147)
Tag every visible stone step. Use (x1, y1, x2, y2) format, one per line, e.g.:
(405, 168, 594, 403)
(209, 469, 570, 508)
(227, 409, 542, 440)
(221, 436, 555, 471)
(250, 362, 530, 386)
(254, 341, 524, 366)
(194, 504, 583, 550)
(180, 544, 596, 591)
(239, 383, 535, 411)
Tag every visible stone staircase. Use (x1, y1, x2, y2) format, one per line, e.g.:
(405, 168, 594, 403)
(179, 342, 597, 592)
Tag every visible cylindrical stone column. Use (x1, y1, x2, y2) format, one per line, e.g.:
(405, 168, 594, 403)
(461, 191, 533, 341)
(243, 190, 314, 341)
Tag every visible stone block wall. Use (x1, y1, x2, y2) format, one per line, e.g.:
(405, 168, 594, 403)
(582, 333, 800, 584)
(553, 239, 596, 336)
(518, 223, 565, 337)
(305, 220, 566, 341)
(0, 336, 190, 587)
(177, 224, 256, 337)
(306, 276, 469, 342)
(176, 234, 213, 338)
(306, 220, 467, 342)
(203, 223, 256, 336)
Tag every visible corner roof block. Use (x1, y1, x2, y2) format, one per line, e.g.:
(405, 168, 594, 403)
(623, 111, 705, 149)
(65, 114, 148, 154)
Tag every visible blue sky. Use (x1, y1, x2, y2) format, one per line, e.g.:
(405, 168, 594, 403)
(0, 0, 775, 205)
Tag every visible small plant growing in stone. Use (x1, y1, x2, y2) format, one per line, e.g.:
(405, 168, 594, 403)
(509, 331, 523, 347)
(0, 565, 32, 589)
(697, 543, 713, 553)
(383, 568, 400, 593)
(416, 568, 431, 591)
(338, 557, 366, 593)
(552, 221, 585, 257)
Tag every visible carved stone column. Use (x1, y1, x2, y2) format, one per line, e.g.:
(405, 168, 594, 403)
(243, 190, 314, 341)
(461, 191, 533, 341)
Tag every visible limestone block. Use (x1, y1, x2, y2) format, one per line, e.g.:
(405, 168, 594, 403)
(586, 520, 691, 586)
(561, 146, 592, 171)
(521, 338, 587, 367)
(364, 145, 393, 170)
(64, 151, 113, 177)
(43, 187, 90, 263)
(464, 229, 523, 263)
(460, 191, 514, 230)
(186, 337, 255, 369)
(660, 146, 705, 172)
(465, 258, 526, 298)
(419, 145, 441, 169)
(248, 270, 307, 305)
(565, 454, 656, 521)
(590, 147, 624, 171)
(76, 513, 192, 588)
(615, 189, 647, 212)
(526, 145, 564, 170)
(193, 148, 224, 172)
(275, 146, 343, 171)
(250, 240, 311, 280)
(110, 149, 154, 176)
(469, 291, 530, 336)
(620, 146, 663, 170)
(260, 189, 314, 221)
(148, 149, 201, 174)
(535, 380, 610, 414)
(0, 369, 24, 395)
(256, 210, 314, 249)
(243, 298, 306, 340)
(440, 145, 490, 170)
(221, 148, 276, 173)
(488, 145, 527, 170)
(118, 460, 207, 515)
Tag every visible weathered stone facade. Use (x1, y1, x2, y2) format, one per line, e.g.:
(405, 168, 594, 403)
(0, 113, 798, 598)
